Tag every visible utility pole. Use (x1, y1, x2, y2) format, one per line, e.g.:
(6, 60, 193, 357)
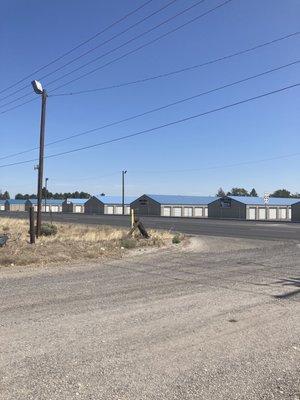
(122, 170, 127, 215)
(32, 80, 47, 238)
(45, 177, 49, 212)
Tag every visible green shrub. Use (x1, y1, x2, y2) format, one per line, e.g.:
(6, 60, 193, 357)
(40, 223, 58, 236)
(172, 235, 181, 244)
(120, 238, 137, 249)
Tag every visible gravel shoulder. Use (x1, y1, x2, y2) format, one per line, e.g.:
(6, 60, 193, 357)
(0, 236, 299, 399)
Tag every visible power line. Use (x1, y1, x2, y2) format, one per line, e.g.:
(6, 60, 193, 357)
(0, 0, 154, 96)
(51, 31, 300, 97)
(1, 59, 298, 161)
(1, 29, 299, 117)
(0, 0, 234, 114)
(0, 81, 299, 169)
(0, 0, 179, 104)
(48, 0, 234, 93)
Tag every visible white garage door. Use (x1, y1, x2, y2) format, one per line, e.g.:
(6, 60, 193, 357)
(51, 206, 59, 213)
(125, 206, 130, 215)
(288, 208, 292, 220)
(268, 208, 277, 220)
(173, 207, 182, 217)
(115, 206, 123, 215)
(107, 206, 114, 214)
(194, 207, 203, 217)
(0, 205, 4, 211)
(183, 207, 193, 217)
(248, 207, 256, 220)
(278, 208, 287, 219)
(163, 207, 171, 217)
(204, 207, 208, 217)
(75, 205, 82, 213)
(258, 208, 266, 220)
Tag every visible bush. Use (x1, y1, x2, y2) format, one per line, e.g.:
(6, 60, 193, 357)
(40, 223, 58, 236)
(120, 238, 137, 249)
(172, 235, 181, 244)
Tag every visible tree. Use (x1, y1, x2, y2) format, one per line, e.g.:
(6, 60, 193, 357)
(271, 189, 291, 198)
(216, 187, 225, 197)
(249, 188, 258, 197)
(228, 187, 249, 196)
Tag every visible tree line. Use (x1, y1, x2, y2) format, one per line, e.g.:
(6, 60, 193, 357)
(216, 188, 300, 198)
(11, 190, 91, 200)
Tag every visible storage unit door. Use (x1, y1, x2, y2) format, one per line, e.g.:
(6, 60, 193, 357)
(75, 205, 82, 213)
(115, 206, 123, 215)
(173, 207, 182, 217)
(183, 207, 193, 217)
(194, 207, 203, 217)
(268, 208, 277, 220)
(163, 207, 171, 217)
(248, 207, 256, 220)
(0, 205, 4, 211)
(125, 206, 130, 215)
(107, 206, 114, 214)
(204, 207, 208, 217)
(51, 206, 59, 213)
(288, 208, 292, 220)
(258, 208, 266, 220)
(279, 208, 287, 219)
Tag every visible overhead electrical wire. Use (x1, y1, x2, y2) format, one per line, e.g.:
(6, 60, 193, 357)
(52, 31, 300, 97)
(0, 0, 154, 96)
(1, 29, 299, 117)
(0, 0, 233, 112)
(0, 0, 180, 104)
(1, 59, 299, 161)
(0, 81, 299, 169)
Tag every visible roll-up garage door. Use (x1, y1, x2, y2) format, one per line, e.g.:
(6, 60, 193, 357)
(163, 207, 171, 217)
(268, 208, 277, 220)
(75, 205, 82, 213)
(258, 208, 266, 220)
(107, 206, 114, 214)
(288, 208, 292, 220)
(51, 206, 59, 213)
(204, 207, 208, 217)
(125, 206, 130, 215)
(115, 206, 123, 215)
(194, 207, 203, 217)
(173, 207, 182, 217)
(279, 208, 287, 219)
(183, 207, 193, 217)
(248, 207, 256, 220)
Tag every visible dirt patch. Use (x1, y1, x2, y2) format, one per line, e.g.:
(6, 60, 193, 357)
(0, 218, 175, 268)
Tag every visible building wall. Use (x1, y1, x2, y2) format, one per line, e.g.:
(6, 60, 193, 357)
(208, 198, 246, 219)
(104, 205, 130, 215)
(292, 203, 300, 222)
(131, 195, 161, 217)
(246, 205, 292, 221)
(84, 197, 104, 214)
(6, 204, 26, 212)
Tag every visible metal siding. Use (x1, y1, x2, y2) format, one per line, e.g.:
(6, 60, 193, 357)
(208, 197, 246, 219)
(131, 195, 161, 217)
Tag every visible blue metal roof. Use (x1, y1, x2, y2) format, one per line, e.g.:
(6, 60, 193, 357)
(65, 198, 88, 205)
(95, 195, 137, 205)
(27, 199, 63, 205)
(228, 196, 298, 206)
(145, 194, 217, 205)
(6, 199, 26, 204)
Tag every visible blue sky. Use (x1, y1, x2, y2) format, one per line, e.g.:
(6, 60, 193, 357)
(1, 0, 299, 197)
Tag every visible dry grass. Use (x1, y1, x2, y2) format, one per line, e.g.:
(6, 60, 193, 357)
(0, 217, 176, 268)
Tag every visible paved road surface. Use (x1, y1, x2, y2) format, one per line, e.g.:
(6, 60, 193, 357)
(1, 211, 300, 240)
(0, 237, 299, 399)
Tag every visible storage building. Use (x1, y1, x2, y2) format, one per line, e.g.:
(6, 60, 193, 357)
(0, 200, 5, 211)
(208, 196, 297, 220)
(85, 196, 137, 215)
(25, 199, 63, 213)
(291, 200, 300, 222)
(5, 199, 26, 212)
(62, 198, 88, 213)
(131, 194, 217, 218)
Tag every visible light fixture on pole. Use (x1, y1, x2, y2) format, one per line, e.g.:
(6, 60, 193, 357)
(122, 170, 127, 215)
(31, 80, 47, 238)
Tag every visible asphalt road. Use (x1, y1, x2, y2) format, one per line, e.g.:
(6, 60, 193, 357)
(1, 211, 300, 240)
(0, 237, 299, 399)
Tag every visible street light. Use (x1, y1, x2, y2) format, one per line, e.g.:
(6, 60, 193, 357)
(31, 80, 47, 238)
(122, 170, 127, 215)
